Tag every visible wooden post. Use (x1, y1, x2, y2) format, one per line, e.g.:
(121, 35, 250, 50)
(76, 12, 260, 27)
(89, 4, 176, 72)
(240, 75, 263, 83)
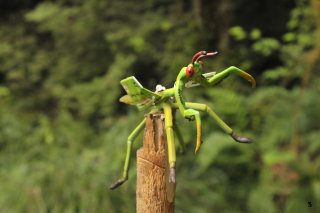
(136, 113, 176, 213)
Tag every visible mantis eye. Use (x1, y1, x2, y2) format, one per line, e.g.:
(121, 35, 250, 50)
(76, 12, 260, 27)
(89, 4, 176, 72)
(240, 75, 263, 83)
(186, 66, 194, 78)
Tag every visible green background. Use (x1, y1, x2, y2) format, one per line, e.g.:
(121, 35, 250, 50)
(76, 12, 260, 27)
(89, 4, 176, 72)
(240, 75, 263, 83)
(0, 0, 319, 212)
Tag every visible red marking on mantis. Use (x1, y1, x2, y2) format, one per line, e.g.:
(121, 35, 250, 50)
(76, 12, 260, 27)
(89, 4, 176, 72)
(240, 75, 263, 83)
(186, 66, 194, 78)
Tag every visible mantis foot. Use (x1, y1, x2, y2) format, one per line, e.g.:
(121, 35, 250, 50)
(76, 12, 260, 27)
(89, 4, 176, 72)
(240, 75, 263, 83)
(109, 178, 127, 190)
(231, 132, 253, 143)
(179, 148, 186, 154)
(169, 167, 176, 183)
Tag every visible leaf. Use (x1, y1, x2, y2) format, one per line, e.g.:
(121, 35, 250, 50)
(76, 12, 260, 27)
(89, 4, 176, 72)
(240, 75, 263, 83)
(262, 150, 295, 166)
(128, 36, 145, 53)
(229, 26, 247, 40)
(196, 133, 235, 174)
(0, 86, 10, 98)
(248, 186, 277, 213)
(252, 38, 280, 56)
(262, 67, 289, 81)
(312, 180, 320, 201)
(25, 2, 60, 22)
(283, 32, 296, 42)
(250, 28, 261, 40)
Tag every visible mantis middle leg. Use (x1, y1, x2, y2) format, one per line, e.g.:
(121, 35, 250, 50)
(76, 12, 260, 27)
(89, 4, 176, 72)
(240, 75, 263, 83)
(173, 121, 186, 154)
(185, 102, 253, 143)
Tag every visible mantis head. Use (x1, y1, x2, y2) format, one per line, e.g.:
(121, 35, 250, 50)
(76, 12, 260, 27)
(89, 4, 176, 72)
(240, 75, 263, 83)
(185, 51, 218, 78)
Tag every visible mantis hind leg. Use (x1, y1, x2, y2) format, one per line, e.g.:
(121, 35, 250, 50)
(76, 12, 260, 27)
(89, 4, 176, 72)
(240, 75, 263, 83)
(185, 102, 253, 143)
(173, 121, 186, 154)
(109, 118, 146, 190)
(162, 103, 177, 183)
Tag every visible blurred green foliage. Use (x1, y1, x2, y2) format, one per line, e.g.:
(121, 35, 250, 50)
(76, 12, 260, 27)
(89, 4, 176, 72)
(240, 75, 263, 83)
(0, 0, 319, 212)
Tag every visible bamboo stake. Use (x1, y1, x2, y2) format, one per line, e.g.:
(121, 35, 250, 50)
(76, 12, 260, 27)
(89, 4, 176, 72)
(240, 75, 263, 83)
(136, 113, 175, 213)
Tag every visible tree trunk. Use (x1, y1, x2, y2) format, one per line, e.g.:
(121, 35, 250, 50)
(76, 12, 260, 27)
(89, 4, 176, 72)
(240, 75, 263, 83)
(136, 113, 175, 213)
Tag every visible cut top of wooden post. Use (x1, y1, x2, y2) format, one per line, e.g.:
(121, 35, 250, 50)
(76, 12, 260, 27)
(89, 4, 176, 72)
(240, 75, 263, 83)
(136, 113, 175, 213)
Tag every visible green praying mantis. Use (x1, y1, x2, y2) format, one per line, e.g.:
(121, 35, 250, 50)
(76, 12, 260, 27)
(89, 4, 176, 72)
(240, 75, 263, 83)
(110, 51, 256, 190)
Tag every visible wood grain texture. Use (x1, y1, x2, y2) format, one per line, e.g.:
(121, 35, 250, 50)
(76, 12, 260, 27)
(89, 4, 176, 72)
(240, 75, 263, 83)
(136, 113, 175, 213)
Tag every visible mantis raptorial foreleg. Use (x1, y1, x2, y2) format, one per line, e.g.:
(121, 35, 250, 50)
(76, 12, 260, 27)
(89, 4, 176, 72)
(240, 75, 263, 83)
(200, 66, 256, 88)
(109, 118, 146, 190)
(162, 103, 177, 183)
(185, 102, 253, 143)
(179, 108, 202, 154)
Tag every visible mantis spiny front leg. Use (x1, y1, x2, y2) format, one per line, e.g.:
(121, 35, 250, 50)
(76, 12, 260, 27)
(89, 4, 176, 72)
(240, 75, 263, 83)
(200, 66, 256, 88)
